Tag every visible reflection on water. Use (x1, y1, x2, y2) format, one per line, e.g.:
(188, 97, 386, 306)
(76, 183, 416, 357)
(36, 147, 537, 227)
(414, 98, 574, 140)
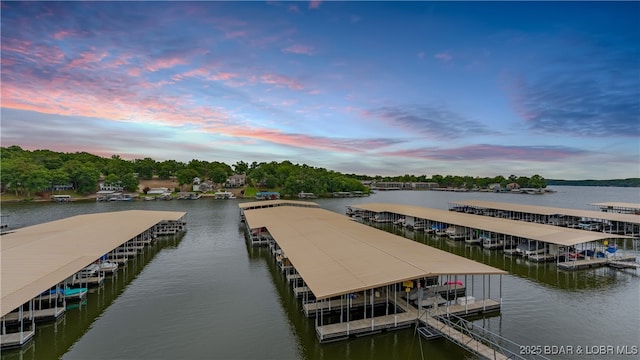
(1, 186, 638, 360)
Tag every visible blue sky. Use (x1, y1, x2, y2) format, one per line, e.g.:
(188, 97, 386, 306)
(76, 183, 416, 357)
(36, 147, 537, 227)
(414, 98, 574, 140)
(1, 1, 638, 179)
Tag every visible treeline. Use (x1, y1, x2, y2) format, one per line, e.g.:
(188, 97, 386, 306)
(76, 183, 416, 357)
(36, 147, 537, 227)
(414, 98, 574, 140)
(546, 178, 640, 187)
(0, 146, 233, 196)
(245, 160, 367, 196)
(354, 174, 547, 190)
(0, 146, 367, 197)
(0, 145, 550, 198)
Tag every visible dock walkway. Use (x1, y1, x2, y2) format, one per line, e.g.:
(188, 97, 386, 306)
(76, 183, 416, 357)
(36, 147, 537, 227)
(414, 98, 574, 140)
(0, 331, 35, 349)
(2, 307, 64, 324)
(557, 255, 637, 270)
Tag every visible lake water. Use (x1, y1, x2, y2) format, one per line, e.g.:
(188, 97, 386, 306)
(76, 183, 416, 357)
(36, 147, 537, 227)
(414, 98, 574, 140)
(1, 186, 639, 360)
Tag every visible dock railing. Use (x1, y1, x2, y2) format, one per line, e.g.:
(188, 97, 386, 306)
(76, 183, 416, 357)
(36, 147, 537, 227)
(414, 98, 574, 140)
(431, 313, 550, 360)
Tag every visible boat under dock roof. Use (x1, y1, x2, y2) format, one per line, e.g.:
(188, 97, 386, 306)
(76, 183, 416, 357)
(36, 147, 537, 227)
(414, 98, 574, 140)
(352, 203, 634, 246)
(242, 206, 506, 300)
(1, 210, 186, 317)
(590, 202, 640, 213)
(239, 199, 320, 210)
(451, 200, 640, 224)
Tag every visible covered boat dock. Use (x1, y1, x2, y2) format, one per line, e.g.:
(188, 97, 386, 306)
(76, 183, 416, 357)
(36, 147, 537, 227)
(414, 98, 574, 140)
(589, 202, 640, 215)
(449, 200, 640, 236)
(350, 203, 636, 268)
(0, 210, 186, 349)
(241, 201, 508, 355)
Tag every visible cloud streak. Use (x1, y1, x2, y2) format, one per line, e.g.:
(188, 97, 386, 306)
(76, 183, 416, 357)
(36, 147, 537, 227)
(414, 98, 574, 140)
(366, 105, 497, 139)
(379, 144, 588, 162)
(509, 31, 640, 138)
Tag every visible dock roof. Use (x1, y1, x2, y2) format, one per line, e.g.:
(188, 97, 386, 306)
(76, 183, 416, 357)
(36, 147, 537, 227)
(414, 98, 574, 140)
(239, 199, 319, 210)
(451, 200, 640, 224)
(353, 203, 633, 247)
(242, 206, 505, 300)
(0, 210, 186, 317)
(590, 202, 640, 211)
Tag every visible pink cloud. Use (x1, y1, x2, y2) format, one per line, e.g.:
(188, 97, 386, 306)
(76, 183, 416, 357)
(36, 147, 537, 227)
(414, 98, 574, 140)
(1, 68, 230, 129)
(127, 68, 142, 77)
(202, 125, 397, 153)
(417, 51, 425, 60)
(289, 4, 299, 13)
(260, 73, 304, 90)
(52, 30, 75, 40)
(145, 56, 188, 72)
(66, 50, 108, 70)
(434, 51, 453, 62)
(282, 44, 315, 55)
(309, 0, 322, 9)
(2, 39, 65, 64)
(210, 72, 239, 81)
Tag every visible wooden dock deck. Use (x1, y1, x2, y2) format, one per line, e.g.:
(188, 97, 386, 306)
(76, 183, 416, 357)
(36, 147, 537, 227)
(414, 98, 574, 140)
(2, 307, 65, 324)
(285, 274, 301, 283)
(0, 330, 35, 349)
(315, 292, 501, 344)
(557, 255, 637, 270)
(293, 286, 310, 298)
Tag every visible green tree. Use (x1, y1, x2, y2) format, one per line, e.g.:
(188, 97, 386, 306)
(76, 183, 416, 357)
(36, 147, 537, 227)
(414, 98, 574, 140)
(210, 168, 229, 184)
(233, 161, 249, 175)
(50, 169, 70, 193)
(176, 168, 199, 186)
(23, 166, 52, 197)
(158, 160, 184, 179)
(120, 172, 140, 192)
(529, 174, 546, 188)
(133, 157, 156, 179)
(63, 160, 100, 194)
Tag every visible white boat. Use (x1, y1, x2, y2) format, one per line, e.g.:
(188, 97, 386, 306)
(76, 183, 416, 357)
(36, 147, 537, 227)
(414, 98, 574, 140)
(98, 261, 119, 274)
(77, 264, 100, 278)
(445, 226, 466, 240)
(465, 237, 481, 245)
(516, 240, 547, 257)
(415, 295, 447, 308)
(481, 235, 503, 249)
(214, 191, 236, 199)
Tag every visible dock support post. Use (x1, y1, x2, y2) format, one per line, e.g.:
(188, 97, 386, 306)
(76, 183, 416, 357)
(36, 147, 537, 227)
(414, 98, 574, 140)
(347, 297, 350, 336)
(386, 285, 389, 316)
(371, 288, 374, 331)
(499, 275, 503, 307)
(483, 275, 486, 311)
(364, 291, 366, 320)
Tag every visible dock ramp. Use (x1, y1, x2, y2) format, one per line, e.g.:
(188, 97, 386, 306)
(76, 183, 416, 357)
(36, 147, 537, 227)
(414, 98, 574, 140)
(423, 313, 550, 360)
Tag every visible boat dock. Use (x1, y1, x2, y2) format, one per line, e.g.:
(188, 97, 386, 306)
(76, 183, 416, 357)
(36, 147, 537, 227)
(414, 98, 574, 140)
(240, 201, 508, 352)
(589, 202, 640, 215)
(449, 200, 640, 237)
(557, 254, 638, 270)
(0, 210, 187, 350)
(350, 203, 637, 271)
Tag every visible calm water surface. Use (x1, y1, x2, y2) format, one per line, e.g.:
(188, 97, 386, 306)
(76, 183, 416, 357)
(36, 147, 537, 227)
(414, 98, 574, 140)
(1, 186, 638, 360)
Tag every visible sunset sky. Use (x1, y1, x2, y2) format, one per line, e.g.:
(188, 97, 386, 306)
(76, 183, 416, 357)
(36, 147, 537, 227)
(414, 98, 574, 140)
(1, 1, 638, 179)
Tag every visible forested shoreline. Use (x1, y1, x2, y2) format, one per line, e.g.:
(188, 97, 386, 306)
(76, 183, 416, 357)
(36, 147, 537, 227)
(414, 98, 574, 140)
(547, 179, 640, 187)
(3, 145, 634, 200)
